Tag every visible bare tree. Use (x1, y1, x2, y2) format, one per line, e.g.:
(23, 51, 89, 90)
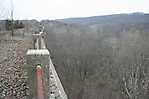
(122, 64, 149, 99)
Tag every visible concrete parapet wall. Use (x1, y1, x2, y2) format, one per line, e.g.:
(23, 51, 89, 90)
(26, 30, 67, 99)
(49, 59, 68, 99)
(26, 49, 50, 99)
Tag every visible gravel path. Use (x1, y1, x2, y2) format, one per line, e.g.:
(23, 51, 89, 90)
(0, 37, 32, 99)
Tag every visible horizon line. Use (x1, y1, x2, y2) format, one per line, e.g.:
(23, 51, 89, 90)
(0, 12, 148, 22)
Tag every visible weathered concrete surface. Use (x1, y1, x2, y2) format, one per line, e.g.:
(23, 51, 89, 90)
(26, 49, 50, 99)
(26, 49, 68, 99)
(49, 58, 68, 99)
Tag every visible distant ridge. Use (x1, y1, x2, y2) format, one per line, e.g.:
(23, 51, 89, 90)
(57, 12, 149, 25)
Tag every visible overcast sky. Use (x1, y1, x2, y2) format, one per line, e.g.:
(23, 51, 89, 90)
(0, 0, 149, 20)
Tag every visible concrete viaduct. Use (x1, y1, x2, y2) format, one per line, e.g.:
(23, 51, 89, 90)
(26, 29, 68, 99)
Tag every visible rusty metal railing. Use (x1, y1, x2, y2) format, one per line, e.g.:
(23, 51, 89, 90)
(36, 65, 45, 99)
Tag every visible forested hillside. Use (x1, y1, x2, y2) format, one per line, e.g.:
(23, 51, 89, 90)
(41, 13, 149, 99)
